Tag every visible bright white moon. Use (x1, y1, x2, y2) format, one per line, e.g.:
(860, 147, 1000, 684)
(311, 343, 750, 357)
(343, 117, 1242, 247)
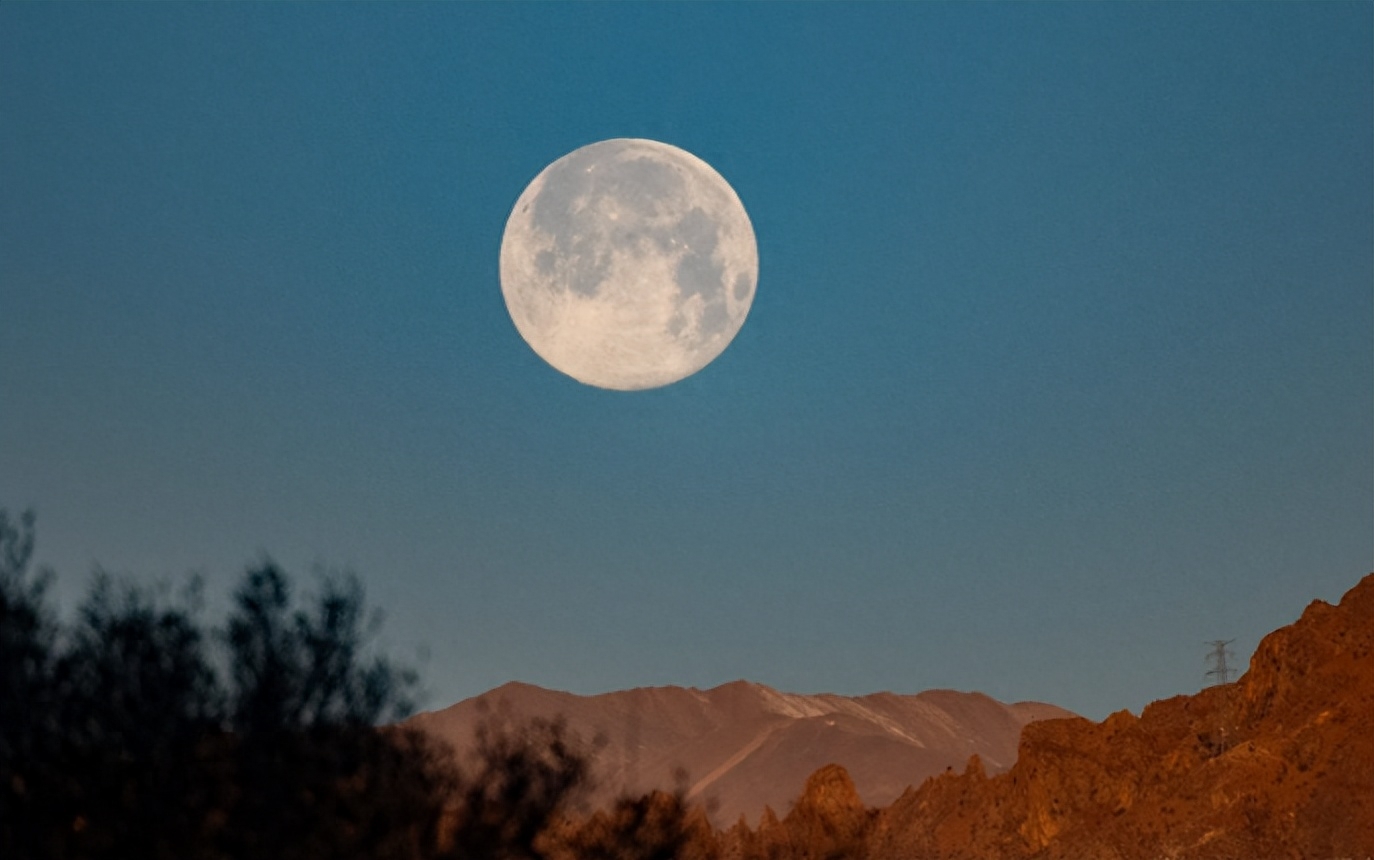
(500, 138, 758, 390)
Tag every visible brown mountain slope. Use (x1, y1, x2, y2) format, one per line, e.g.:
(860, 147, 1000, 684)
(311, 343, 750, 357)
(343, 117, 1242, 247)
(829, 570, 1374, 860)
(408, 680, 1073, 827)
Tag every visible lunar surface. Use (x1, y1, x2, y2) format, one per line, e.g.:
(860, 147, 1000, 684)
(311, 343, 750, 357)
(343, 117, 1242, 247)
(499, 138, 758, 390)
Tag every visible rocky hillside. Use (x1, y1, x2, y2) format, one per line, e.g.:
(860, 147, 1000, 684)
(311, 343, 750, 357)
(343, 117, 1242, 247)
(409, 680, 1073, 827)
(715, 571, 1374, 860)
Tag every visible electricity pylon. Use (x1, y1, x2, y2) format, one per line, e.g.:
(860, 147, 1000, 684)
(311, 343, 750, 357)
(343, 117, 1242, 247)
(1205, 639, 1235, 686)
(1205, 639, 1236, 753)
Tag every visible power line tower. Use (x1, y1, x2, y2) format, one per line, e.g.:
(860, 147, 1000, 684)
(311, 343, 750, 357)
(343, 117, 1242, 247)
(1205, 639, 1236, 753)
(1205, 639, 1235, 686)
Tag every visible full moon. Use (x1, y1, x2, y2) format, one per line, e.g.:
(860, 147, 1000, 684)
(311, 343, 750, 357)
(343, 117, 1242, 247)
(499, 138, 758, 390)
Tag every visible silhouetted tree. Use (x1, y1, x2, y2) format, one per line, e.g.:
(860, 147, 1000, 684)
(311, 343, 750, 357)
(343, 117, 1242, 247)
(0, 508, 704, 860)
(0, 509, 63, 859)
(0, 509, 455, 860)
(226, 563, 414, 733)
(218, 562, 447, 860)
(446, 710, 590, 860)
(555, 786, 708, 860)
(53, 574, 224, 859)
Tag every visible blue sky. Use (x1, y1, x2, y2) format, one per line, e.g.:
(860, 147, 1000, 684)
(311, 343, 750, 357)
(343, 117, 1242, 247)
(2, 4, 1370, 720)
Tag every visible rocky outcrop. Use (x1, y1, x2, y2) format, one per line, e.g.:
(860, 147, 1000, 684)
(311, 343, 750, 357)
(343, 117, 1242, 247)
(779, 765, 872, 860)
(863, 571, 1374, 860)
(715, 765, 872, 860)
(712, 571, 1373, 859)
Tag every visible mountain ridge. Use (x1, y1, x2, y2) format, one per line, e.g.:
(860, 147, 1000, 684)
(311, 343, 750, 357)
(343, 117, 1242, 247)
(408, 678, 1075, 826)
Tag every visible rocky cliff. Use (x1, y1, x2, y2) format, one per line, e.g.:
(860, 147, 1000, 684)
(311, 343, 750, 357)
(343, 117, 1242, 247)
(717, 571, 1374, 859)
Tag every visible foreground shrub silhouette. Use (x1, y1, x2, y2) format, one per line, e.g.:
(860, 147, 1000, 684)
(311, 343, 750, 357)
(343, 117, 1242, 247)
(0, 510, 455, 859)
(217, 563, 450, 860)
(0, 509, 66, 859)
(550, 787, 714, 860)
(0, 509, 701, 860)
(444, 711, 588, 859)
(52, 574, 225, 858)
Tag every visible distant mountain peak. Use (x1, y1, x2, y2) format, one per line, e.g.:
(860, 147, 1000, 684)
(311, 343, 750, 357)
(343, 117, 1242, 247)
(408, 680, 1074, 826)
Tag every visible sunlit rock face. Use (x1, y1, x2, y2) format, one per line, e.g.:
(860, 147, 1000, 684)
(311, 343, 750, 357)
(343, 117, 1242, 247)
(864, 572, 1374, 860)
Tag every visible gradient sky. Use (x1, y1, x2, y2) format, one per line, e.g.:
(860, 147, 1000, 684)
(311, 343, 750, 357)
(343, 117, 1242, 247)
(2, 4, 1370, 721)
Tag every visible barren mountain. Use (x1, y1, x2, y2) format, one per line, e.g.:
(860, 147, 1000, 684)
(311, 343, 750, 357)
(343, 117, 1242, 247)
(408, 680, 1074, 826)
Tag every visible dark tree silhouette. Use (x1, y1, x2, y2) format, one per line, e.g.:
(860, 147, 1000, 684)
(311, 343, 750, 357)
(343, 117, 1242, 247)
(0, 509, 64, 859)
(555, 787, 707, 860)
(0, 510, 455, 860)
(0, 509, 702, 860)
(226, 563, 415, 733)
(446, 711, 590, 860)
(218, 562, 449, 860)
(52, 575, 224, 859)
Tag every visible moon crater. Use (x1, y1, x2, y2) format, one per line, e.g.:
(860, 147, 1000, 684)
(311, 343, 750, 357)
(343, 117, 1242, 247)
(500, 138, 758, 390)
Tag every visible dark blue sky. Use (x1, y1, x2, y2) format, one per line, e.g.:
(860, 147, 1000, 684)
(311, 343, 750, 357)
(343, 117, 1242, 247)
(2, 4, 1370, 720)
